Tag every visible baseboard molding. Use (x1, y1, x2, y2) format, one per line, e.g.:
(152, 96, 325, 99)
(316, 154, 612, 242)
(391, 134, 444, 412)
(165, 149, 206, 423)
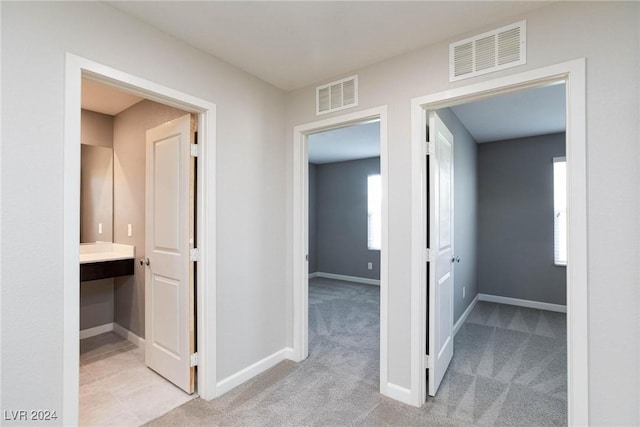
(478, 293, 567, 313)
(309, 272, 380, 286)
(216, 347, 294, 397)
(113, 322, 145, 347)
(454, 294, 479, 336)
(382, 382, 412, 405)
(79, 323, 113, 339)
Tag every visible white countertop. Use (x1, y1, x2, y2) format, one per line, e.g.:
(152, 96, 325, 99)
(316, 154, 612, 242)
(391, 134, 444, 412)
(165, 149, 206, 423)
(80, 243, 135, 264)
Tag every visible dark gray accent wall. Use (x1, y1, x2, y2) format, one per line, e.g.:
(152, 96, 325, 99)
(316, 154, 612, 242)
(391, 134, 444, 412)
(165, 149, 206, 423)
(316, 157, 380, 280)
(438, 108, 478, 324)
(478, 133, 566, 304)
(308, 163, 318, 273)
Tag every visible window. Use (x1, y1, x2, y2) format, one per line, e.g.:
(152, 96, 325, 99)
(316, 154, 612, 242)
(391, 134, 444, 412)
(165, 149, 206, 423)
(367, 174, 381, 250)
(553, 157, 567, 266)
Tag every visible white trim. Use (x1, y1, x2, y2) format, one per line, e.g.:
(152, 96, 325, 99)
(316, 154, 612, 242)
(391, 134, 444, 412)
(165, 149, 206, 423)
(410, 59, 588, 425)
(478, 294, 567, 313)
(382, 383, 412, 406)
(79, 323, 114, 340)
(292, 106, 389, 399)
(63, 54, 217, 425)
(113, 323, 145, 347)
(215, 347, 294, 396)
(310, 272, 380, 286)
(453, 295, 479, 337)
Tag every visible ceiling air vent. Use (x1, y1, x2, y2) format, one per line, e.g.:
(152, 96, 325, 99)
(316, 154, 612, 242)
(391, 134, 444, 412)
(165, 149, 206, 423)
(316, 75, 358, 115)
(450, 21, 526, 82)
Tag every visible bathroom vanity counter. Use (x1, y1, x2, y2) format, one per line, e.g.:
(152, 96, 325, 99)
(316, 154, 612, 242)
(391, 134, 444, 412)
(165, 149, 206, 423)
(80, 243, 135, 264)
(80, 243, 135, 281)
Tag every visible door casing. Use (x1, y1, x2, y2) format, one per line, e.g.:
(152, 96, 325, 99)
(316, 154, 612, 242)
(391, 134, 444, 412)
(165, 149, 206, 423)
(63, 54, 217, 425)
(410, 59, 588, 426)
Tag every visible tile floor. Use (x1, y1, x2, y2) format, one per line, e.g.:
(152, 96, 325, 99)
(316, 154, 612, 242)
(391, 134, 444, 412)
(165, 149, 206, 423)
(80, 332, 196, 426)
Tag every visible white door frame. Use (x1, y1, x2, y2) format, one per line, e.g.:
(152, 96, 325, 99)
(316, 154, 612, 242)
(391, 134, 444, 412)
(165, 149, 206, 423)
(291, 106, 391, 395)
(410, 58, 588, 425)
(63, 53, 217, 425)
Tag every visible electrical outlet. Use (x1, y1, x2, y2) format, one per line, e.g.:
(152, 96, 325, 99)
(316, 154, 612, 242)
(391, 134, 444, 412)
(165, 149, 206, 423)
(127, 224, 132, 237)
(463, 287, 466, 299)
(367, 262, 373, 270)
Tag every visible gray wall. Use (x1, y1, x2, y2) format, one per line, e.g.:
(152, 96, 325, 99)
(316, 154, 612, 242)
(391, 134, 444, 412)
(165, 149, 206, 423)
(437, 108, 478, 324)
(478, 133, 566, 305)
(315, 157, 380, 280)
(113, 99, 189, 339)
(80, 280, 114, 330)
(2, 2, 288, 417)
(308, 163, 318, 273)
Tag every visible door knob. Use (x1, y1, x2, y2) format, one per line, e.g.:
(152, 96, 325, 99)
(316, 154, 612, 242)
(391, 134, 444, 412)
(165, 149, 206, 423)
(139, 257, 150, 266)
(451, 256, 460, 263)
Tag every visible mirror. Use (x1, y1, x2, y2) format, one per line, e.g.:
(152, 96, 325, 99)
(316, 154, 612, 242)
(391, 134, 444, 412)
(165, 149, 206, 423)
(80, 144, 113, 243)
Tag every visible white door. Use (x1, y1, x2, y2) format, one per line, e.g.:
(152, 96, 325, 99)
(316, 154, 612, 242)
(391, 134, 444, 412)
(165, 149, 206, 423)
(144, 114, 195, 394)
(428, 111, 454, 396)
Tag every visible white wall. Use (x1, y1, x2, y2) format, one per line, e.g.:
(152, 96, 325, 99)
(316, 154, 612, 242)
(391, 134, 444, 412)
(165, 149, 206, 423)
(1, 1, 287, 419)
(285, 2, 639, 423)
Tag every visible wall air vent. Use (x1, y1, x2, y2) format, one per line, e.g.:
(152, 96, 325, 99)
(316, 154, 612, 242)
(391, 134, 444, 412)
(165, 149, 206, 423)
(450, 21, 526, 82)
(316, 75, 358, 115)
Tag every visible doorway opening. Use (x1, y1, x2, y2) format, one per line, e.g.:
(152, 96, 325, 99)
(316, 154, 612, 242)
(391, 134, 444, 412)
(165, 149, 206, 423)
(291, 106, 393, 398)
(410, 59, 588, 425)
(63, 54, 217, 425)
(79, 78, 197, 424)
(306, 120, 382, 388)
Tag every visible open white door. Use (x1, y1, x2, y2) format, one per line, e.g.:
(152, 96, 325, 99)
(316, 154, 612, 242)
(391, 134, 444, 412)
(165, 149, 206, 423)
(144, 114, 195, 394)
(428, 111, 454, 396)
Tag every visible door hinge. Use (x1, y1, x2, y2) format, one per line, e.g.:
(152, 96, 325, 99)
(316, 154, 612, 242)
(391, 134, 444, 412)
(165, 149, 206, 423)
(190, 248, 200, 262)
(425, 248, 433, 263)
(190, 352, 198, 367)
(190, 144, 199, 157)
(425, 354, 431, 369)
(424, 141, 434, 155)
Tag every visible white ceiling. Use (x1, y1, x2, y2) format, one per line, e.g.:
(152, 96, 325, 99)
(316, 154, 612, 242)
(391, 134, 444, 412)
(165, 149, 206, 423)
(308, 121, 380, 164)
(82, 79, 143, 116)
(449, 83, 566, 143)
(108, 1, 552, 91)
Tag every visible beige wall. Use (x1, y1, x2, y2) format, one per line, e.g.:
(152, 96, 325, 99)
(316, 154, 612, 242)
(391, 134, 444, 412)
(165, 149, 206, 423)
(112, 99, 189, 338)
(80, 109, 114, 331)
(285, 2, 639, 423)
(81, 109, 113, 148)
(80, 109, 114, 243)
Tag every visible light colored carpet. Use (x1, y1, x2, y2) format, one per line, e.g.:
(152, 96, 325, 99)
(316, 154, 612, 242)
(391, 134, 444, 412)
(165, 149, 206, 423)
(146, 278, 566, 426)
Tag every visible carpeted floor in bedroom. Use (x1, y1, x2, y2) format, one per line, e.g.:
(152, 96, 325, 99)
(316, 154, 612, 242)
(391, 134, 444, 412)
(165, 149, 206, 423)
(147, 277, 567, 426)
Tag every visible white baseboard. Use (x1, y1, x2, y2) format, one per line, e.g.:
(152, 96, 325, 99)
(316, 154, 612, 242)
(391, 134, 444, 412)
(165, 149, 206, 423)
(216, 347, 294, 397)
(382, 382, 412, 405)
(79, 323, 113, 339)
(478, 293, 567, 313)
(454, 294, 479, 336)
(309, 272, 380, 286)
(113, 323, 145, 347)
